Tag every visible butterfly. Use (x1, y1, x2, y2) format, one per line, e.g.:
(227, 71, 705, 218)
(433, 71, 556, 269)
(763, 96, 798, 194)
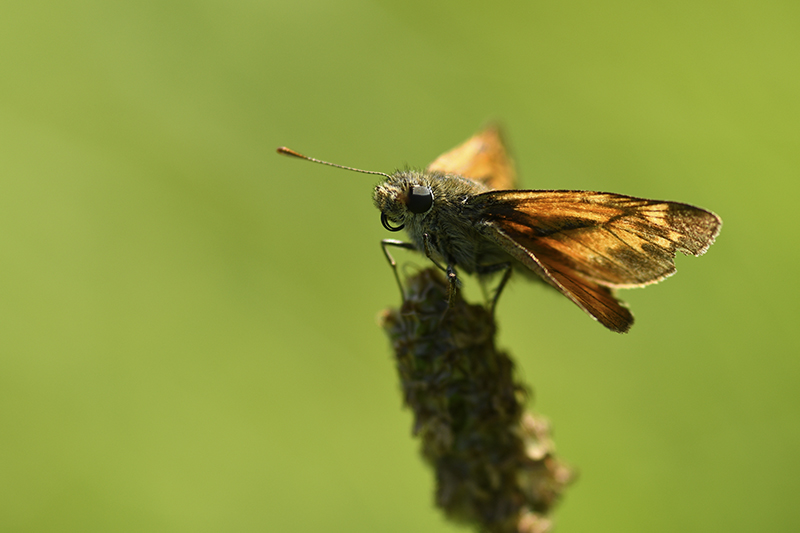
(278, 126, 722, 333)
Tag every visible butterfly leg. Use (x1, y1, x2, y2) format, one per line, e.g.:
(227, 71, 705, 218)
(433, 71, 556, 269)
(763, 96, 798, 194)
(380, 239, 417, 299)
(490, 263, 513, 315)
(421, 233, 449, 273)
(421, 233, 459, 307)
(446, 265, 461, 307)
(476, 261, 513, 315)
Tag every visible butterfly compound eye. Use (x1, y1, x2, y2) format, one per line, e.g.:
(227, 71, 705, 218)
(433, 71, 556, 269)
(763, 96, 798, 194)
(406, 186, 433, 214)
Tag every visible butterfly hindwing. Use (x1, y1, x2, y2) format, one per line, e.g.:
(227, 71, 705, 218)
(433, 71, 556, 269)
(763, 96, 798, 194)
(426, 125, 517, 191)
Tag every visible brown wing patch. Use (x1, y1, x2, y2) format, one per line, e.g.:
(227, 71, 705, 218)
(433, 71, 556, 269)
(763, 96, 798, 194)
(479, 190, 721, 288)
(426, 125, 517, 190)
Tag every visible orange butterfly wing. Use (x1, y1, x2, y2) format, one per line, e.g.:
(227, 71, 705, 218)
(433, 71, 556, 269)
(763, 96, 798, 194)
(426, 125, 517, 191)
(476, 191, 722, 332)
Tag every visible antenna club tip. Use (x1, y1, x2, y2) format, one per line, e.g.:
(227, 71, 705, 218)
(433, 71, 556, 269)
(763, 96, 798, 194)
(276, 146, 302, 157)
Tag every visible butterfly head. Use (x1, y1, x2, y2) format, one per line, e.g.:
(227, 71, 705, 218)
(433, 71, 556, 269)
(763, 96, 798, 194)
(373, 171, 434, 232)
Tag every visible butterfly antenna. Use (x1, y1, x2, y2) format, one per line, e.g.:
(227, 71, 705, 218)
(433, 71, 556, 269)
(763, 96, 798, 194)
(277, 147, 392, 179)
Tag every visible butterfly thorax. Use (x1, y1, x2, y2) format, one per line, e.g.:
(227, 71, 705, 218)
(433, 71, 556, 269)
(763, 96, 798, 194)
(373, 170, 505, 273)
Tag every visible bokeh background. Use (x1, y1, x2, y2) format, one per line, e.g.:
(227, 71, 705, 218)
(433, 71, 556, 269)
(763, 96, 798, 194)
(2, 1, 798, 531)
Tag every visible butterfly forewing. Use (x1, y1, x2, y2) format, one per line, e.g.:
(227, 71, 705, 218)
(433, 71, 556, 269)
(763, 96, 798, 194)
(477, 191, 721, 286)
(426, 125, 517, 190)
(474, 190, 721, 332)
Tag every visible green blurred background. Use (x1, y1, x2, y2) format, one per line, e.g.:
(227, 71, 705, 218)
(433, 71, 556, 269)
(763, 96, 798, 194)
(2, 1, 798, 531)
